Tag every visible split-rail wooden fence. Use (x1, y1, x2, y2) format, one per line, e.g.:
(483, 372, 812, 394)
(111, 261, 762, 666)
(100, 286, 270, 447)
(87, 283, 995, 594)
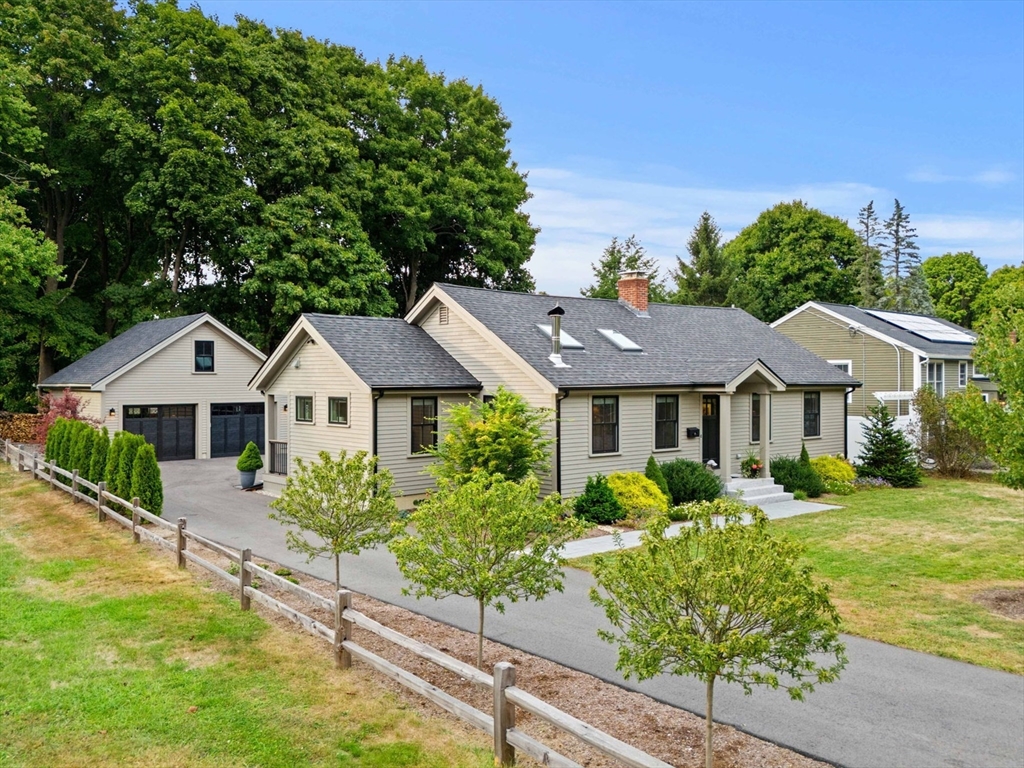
(2, 439, 673, 768)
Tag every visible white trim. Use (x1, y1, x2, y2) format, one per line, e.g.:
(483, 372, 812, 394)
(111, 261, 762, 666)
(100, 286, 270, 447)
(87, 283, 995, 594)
(294, 393, 315, 425)
(724, 359, 786, 393)
(771, 302, 929, 358)
(408, 394, 439, 457)
(589, 394, 620, 458)
(651, 393, 680, 452)
(828, 360, 854, 403)
(327, 394, 350, 427)
(94, 314, 265, 392)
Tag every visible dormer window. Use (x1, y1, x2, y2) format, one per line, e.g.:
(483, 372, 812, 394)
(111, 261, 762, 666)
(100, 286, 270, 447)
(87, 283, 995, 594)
(194, 340, 215, 373)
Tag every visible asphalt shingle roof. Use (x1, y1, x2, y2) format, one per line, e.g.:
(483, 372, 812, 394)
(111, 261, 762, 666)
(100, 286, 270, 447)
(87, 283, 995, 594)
(813, 303, 978, 358)
(41, 314, 206, 388)
(304, 314, 480, 390)
(436, 285, 858, 389)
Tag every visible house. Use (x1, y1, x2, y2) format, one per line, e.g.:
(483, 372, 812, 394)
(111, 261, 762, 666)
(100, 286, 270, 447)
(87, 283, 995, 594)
(771, 302, 999, 458)
(39, 314, 267, 461)
(251, 273, 858, 505)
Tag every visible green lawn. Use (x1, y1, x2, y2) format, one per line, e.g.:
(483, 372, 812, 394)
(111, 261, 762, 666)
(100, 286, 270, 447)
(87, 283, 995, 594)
(0, 465, 491, 768)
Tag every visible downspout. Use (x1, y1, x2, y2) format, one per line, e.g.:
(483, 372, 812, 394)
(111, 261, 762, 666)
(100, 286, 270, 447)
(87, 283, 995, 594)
(555, 389, 569, 495)
(372, 390, 383, 460)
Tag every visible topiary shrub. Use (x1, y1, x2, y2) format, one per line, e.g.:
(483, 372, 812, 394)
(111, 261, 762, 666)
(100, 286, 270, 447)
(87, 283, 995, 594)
(89, 427, 109, 485)
(574, 474, 625, 525)
(131, 443, 163, 516)
(810, 455, 856, 484)
(660, 458, 723, 504)
(237, 441, 264, 472)
(644, 455, 670, 499)
(857, 404, 921, 488)
(606, 472, 669, 519)
(770, 456, 824, 498)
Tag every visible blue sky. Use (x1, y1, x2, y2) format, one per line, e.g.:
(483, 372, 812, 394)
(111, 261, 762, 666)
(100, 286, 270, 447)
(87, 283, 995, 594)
(196, 0, 1024, 296)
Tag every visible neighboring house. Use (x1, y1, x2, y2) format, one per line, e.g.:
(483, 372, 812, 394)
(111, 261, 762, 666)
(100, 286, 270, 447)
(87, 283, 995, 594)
(252, 274, 858, 505)
(39, 314, 266, 461)
(771, 302, 999, 459)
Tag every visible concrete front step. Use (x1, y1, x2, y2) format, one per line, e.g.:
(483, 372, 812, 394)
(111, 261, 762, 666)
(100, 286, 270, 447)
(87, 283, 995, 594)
(725, 476, 794, 506)
(734, 492, 795, 507)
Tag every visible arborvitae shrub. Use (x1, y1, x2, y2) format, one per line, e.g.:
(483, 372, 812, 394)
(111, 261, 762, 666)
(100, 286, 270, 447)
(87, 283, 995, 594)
(800, 442, 812, 466)
(769, 456, 824, 498)
(56, 419, 75, 469)
(105, 432, 125, 494)
(660, 458, 723, 504)
(131, 443, 163, 516)
(644, 456, 670, 499)
(574, 474, 625, 525)
(116, 434, 143, 499)
(607, 472, 669, 518)
(44, 418, 64, 463)
(89, 427, 109, 485)
(70, 425, 96, 475)
(236, 441, 263, 472)
(857, 404, 921, 488)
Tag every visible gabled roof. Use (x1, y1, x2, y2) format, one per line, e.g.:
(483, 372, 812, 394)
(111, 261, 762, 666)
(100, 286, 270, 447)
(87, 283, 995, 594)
(40, 313, 264, 389)
(303, 314, 480, 390)
(417, 284, 857, 389)
(774, 302, 977, 358)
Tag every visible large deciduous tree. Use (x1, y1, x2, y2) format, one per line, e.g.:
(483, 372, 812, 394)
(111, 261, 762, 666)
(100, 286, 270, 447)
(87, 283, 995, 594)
(591, 501, 846, 768)
(582, 235, 669, 302)
(921, 252, 988, 328)
(723, 200, 858, 322)
(973, 265, 1024, 326)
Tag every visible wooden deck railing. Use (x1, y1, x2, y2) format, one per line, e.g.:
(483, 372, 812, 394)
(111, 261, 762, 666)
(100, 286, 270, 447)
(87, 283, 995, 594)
(1, 438, 671, 768)
(268, 439, 288, 475)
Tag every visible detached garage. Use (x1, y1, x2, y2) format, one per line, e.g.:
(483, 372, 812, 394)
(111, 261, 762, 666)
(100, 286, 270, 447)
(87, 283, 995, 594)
(40, 313, 266, 461)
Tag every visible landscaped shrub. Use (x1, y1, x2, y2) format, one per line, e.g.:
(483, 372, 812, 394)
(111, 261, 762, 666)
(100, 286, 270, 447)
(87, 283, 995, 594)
(116, 434, 144, 499)
(89, 427, 109, 485)
(644, 455, 670, 499)
(105, 432, 125, 494)
(574, 474, 625, 525)
(667, 505, 692, 522)
(34, 388, 92, 447)
(810, 455, 856, 484)
(740, 451, 764, 479)
(56, 419, 75, 469)
(857, 404, 921, 488)
(45, 418, 66, 463)
(660, 458, 723, 504)
(237, 441, 263, 472)
(70, 424, 96, 475)
(606, 472, 669, 519)
(131, 443, 163, 516)
(909, 387, 986, 478)
(769, 456, 824, 498)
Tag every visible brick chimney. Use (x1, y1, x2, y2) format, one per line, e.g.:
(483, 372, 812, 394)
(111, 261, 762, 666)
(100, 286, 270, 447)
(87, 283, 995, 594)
(617, 270, 649, 314)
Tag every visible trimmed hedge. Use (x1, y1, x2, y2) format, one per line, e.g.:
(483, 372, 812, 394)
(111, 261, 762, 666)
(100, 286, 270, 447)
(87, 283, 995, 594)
(237, 441, 263, 472)
(606, 472, 669, 517)
(115, 433, 144, 500)
(89, 427, 109, 485)
(574, 474, 624, 525)
(660, 458, 722, 504)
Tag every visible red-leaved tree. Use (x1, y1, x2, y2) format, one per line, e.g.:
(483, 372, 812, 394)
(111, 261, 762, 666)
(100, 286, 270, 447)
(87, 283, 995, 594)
(35, 389, 98, 445)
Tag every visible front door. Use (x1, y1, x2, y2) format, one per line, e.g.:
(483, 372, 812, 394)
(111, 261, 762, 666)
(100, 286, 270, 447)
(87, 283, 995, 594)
(701, 395, 720, 467)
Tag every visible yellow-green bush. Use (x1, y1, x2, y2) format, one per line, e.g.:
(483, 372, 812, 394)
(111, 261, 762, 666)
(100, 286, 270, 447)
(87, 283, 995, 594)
(606, 472, 669, 518)
(810, 454, 856, 484)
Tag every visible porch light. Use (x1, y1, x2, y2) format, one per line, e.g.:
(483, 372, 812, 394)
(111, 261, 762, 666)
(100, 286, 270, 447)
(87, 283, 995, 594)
(108, 408, 116, 418)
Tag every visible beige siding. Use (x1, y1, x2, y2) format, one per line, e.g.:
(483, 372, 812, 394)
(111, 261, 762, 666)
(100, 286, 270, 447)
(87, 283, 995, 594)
(266, 336, 373, 481)
(39, 388, 105, 425)
(420, 301, 558, 494)
(375, 392, 471, 504)
(767, 390, 845, 460)
(102, 322, 263, 458)
(558, 391, 703, 497)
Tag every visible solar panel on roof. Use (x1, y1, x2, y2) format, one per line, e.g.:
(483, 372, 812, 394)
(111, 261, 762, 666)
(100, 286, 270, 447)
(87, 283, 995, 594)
(863, 309, 975, 344)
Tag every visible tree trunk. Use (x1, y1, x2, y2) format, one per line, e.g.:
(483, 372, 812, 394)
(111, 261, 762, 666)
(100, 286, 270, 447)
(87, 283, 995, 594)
(334, 554, 341, 591)
(477, 598, 485, 670)
(705, 677, 715, 768)
(404, 255, 420, 315)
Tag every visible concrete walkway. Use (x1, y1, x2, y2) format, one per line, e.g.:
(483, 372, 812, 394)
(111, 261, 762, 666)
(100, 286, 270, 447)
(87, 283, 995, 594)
(159, 459, 1024, 768)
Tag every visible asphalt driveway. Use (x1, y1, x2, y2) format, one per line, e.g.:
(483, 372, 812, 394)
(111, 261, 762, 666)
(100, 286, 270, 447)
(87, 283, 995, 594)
(160, 458, 1024, 768)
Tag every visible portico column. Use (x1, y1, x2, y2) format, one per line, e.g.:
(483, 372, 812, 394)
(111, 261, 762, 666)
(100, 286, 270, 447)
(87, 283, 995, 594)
(719, 393, 732, 480)
(759, 387, 770, 479)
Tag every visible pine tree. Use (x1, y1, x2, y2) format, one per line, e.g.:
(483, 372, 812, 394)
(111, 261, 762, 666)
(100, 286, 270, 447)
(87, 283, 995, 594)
(131, 443, 163, 516)
(880, 199, 921, 311)
(581, 236, 669, 302)
(854, 201, 885, 307)
(90, 427, 109, 485)
(857, 404, 921, 487)
(902, 265, 936, 315)
(671, 212, 731, 306)
(645, 455, 671, 499)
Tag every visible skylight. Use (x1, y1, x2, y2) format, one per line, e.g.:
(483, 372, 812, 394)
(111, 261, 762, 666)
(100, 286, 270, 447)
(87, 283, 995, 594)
(863, 309, 975, 344)
(597, 328, 643, 352)
(536, 324, 585, 349)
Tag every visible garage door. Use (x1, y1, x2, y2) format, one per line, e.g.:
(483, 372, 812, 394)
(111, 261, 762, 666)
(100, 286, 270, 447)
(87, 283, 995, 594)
(211, 403, 265, 459)
(124, 405, 196, 461)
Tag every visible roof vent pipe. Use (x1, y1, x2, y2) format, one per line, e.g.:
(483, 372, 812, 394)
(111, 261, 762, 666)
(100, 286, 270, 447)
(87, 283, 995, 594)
(547, 305, 569, 368)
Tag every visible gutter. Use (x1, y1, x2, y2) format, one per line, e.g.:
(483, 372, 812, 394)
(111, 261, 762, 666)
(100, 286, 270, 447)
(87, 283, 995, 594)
(555, 389, 570, 495)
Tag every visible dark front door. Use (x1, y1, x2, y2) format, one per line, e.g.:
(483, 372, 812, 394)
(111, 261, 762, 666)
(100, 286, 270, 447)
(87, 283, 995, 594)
(124, 404, 196, 461)
(211, 403, 265, 458)
(701, 395, 720, 467)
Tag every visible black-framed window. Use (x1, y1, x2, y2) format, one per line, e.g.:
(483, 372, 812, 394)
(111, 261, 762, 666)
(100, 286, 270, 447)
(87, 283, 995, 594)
(411, 397, 437, 453)
(803, 391, 821, 438)
(654, 395, 678, 450)
(295, 395, 313, 423)
(194, 340, 215, 373)
(752, 393, 761, 443)
(592, 396, 619, 454)
(328, 397, 348, 425)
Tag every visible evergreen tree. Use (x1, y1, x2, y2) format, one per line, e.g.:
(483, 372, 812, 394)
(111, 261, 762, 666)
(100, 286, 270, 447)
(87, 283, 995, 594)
(857, 405, 921, 487)
(70, 424, 96, 474)
(44, 418, 64, 463)
(671, 212, 731, 306)
(89, 427, 109, 485)
(880, 199, 921, 311)
(644, 456, 671, 500)
(116, 434, 143, 499)
(574, 474, 625, 525)
(131, 443, 163, 516)
(105, 432, 125, 495)
(901, 265, 935, 315)
(581, 236, 669, 302)
(853, 201, 885, 307)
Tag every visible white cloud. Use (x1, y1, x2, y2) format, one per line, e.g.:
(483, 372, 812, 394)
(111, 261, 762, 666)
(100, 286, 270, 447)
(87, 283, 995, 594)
(522, 169, 1023, 296)
(907, 166, 1016, 185)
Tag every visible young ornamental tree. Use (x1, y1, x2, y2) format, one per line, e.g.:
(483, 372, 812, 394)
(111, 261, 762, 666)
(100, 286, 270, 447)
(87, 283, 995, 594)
(910, 387, 986, 478)
(427, 386, 552, 486)
(591, 499, 847, 768)
(269, 450, 399, 590)
(390, 476, 588, 668)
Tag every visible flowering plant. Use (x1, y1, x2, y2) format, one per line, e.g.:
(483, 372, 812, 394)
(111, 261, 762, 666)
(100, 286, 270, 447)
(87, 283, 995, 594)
(741, 452, 763, 479)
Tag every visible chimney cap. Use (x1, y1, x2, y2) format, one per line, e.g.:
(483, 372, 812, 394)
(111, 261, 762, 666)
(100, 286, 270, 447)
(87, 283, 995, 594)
(618, 270, 645, 280)
(547, 304, 565, 317)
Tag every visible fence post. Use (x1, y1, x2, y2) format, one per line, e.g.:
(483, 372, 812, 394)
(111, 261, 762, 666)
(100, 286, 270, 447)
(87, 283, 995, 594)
(72, 470, 79, 502)
(97, 481, 106, 522)
(493, 662, 516, 767)
(3, 439, 8, 463)
(132, 497, 140, 543)
(335, 590, 352, 669)
(176, 518, 187, 569)
(49, 460, 55, 489)
(240, 548, 251, 610)
(31, 453, 37, 480)
(17, 445, 23, 472)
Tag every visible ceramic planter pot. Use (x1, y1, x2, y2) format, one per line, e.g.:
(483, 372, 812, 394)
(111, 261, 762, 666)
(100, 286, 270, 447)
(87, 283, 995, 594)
(239, 470, 257, 488)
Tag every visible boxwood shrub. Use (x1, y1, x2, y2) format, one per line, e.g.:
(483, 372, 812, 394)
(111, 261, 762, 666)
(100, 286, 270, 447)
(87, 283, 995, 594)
(660, 458, 722, 504)
(770, 455, 824, 498)
(574, 474, 624, 525)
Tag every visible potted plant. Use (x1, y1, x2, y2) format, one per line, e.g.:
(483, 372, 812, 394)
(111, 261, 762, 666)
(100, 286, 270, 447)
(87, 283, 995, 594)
(741, 451, 763, 479)
(236, 441, 263, 488)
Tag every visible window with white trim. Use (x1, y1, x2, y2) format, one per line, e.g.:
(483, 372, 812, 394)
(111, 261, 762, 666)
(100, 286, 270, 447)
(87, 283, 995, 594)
(194, 340, 215, 373)
(591, 396, 619, 454)
(828, 360, 853, 403)
(654, 395, 678, 450)
(328, 397, 348, 425)
(926, 362, 944, 398)
(959, 362, 968, 388)
(295, 395, 313, 423)
(803, 391, 821, 438)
